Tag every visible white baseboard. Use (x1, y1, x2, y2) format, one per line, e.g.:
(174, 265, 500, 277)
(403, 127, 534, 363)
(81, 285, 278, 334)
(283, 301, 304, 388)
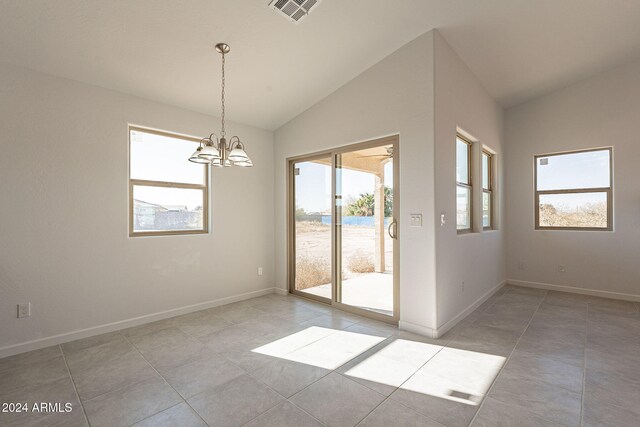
(507, 280, 640, 302)
(274, 287, 289, 296)
(0, 287, 278, 359)
(398, 320, 437, 339)
(398, 280, 507, 340)
(433, 280, 507, 338)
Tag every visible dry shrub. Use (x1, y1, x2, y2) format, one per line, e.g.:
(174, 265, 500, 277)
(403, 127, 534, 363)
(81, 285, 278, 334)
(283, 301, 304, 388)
(347, 250, 375, 273)
(540, 202, 607, 228)
(295, 221, 331, 233)
(295, 256, 332, 290)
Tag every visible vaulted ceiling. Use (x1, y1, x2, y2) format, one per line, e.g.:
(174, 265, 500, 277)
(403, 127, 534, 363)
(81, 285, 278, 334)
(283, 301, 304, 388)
(1, 0, 639, 130)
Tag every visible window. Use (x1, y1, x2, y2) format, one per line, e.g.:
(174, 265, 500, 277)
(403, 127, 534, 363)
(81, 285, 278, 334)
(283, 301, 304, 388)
(129, 127, 208, 236)
(482, 150, 494, 229)
(535, 147, 612, 231)
(456, 135, 472, 231)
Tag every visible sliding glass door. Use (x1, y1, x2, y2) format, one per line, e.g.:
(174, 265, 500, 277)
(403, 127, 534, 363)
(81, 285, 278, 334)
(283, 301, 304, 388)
(289, 137, 399, 322)
(291, 156, 333, 301)
(336, 144, 396, 316)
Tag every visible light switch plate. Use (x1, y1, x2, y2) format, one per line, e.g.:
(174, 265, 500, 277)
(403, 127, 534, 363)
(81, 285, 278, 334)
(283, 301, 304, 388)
(410, 214, 422, 227)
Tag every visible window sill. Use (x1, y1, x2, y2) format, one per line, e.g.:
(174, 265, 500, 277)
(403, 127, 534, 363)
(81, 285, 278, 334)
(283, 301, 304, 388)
(129, 230, 209, 238)
(483, 228, 499, 233)
(535, 227, 613, 232)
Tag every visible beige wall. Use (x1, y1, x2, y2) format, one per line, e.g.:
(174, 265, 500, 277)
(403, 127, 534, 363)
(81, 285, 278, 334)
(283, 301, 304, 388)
(505, 58, 640, 298)
(0, 62, 275, 354)
(274, 30, 507, 335)
(433, 33, 506, 330)
(275, 32, 438, 333)
(6, 26, 636, 356)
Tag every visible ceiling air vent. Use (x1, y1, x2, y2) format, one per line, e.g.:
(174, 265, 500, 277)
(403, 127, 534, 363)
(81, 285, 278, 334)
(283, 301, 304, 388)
(269, 0, 320, 23)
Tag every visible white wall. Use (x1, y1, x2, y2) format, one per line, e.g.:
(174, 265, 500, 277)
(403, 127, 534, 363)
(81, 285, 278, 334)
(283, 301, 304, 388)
(0, 62, 275, 354)
(506, 59, 640, 298)
(433, 33, 506, 329)
(274, 32, 438, 333)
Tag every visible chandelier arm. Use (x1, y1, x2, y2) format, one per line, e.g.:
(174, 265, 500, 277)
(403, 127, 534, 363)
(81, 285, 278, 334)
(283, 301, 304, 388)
(229, 136, 241, 149)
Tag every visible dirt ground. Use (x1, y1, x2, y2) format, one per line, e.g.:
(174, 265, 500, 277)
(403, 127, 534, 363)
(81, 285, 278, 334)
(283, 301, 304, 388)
(294, 222, 393, 280)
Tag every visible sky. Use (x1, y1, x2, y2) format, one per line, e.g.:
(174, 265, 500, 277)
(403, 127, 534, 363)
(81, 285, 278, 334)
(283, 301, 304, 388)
(130, 130, 205, 209)
(456, 139, 610, 211)
(536, 149, 610, 209)
(537, 149, 609, 191)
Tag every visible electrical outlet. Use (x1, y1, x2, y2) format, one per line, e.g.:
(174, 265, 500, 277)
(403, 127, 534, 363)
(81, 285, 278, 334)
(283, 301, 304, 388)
(462, 281, 465, 292)
(440, 213, 446, 227)
(17, 303, 30, 318)
(410, 214, 422, 227)
(558, 265, 566, 273)
(258, 267, 263, 276)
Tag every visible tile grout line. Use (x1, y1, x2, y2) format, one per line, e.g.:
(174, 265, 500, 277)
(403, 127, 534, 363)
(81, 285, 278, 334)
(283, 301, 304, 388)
(269, 301, 462, 426)
(351, 342, 448, 427)
(66, 332, 171, 405)
(124, 294, 279, 350)
(8, 290, 611, 427)
(59, 344, 92, 427)
(369, 286, 507, 426)
(236, 317, 373, 425)
(221, 335, 332, 427)
(281, 400, 329, 427)
(237, 374, 329, 427)
(76, 296, 383, 426)
(137, 296, 355, 411)
(580, 303, 589, 426)
(244, 361, 331, 403)
(323, 327, 452, 427)
(286, 294, 370, 327)
(121, 333, 211, 427)
(472, 303, 586, 395)
(179, 331, 321, 427)
(135, 296, 349, 426)
(368, 300, 524, 427)
(355, 399, 447, 427)
(127, 402, 185, 426)
(452, 286, 507, 333)
(467, 288, 548, 426)
(241, 325, 404, 426)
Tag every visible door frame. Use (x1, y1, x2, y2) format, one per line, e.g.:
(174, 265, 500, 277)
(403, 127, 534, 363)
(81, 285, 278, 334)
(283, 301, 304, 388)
(287, 135, 400, 324)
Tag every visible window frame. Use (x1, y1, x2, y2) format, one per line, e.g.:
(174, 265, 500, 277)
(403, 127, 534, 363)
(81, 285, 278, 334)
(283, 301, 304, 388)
(456, 134, 473, 233)
(128, 126, 209, 237)
(482, 149, 494, 230)
(534, 147, 613, 232)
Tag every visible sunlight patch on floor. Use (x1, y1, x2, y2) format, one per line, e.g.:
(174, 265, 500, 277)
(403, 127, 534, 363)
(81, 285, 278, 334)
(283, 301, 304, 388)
(342, 339, 442, 388)
(251, 326, 337, 358)
(251, 327, 505, 406)
(398, 347, 506, 406)
(251, 326, 385, 369)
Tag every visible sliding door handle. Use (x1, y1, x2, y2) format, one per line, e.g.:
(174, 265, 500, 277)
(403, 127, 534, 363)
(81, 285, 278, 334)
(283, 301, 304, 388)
(388, 218, 398, 239)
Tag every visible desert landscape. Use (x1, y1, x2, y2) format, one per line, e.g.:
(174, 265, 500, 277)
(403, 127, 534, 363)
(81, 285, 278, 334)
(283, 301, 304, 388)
(294, 220, 394, 314)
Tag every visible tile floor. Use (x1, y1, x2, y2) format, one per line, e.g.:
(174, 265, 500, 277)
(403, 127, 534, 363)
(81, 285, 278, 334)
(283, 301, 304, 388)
(1, 285, 639, 426)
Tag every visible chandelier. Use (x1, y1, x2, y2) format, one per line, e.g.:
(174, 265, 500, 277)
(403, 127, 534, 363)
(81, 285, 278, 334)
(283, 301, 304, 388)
(188, 43, 252, 167)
